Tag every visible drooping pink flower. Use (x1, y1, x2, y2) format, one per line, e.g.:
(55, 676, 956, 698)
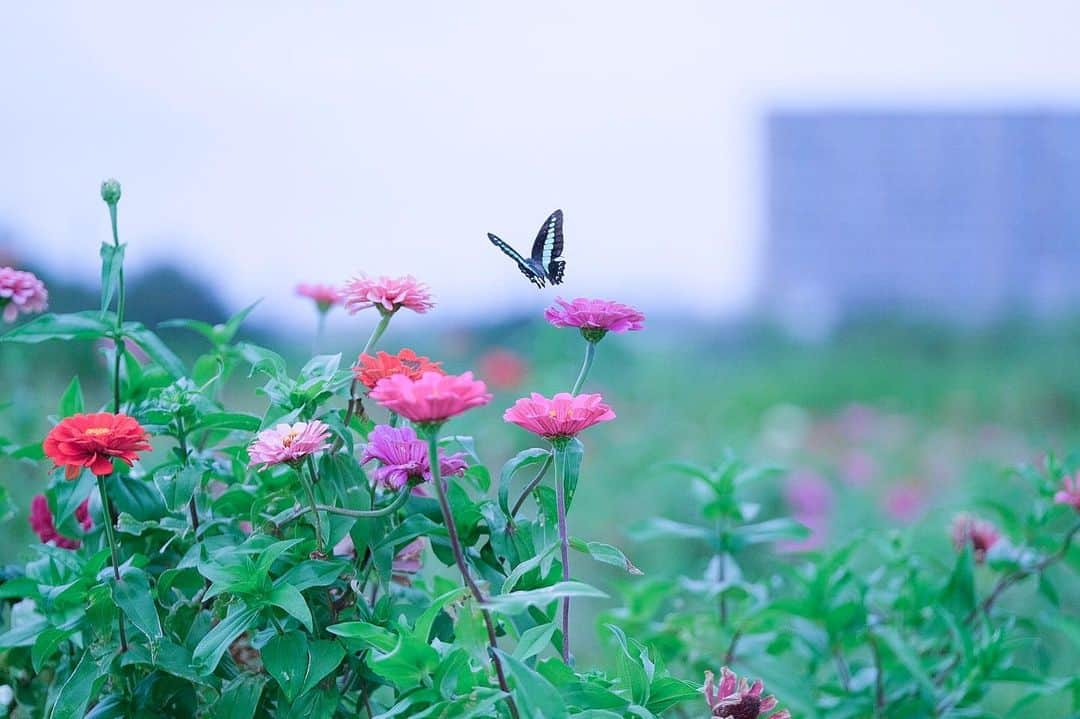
(479, 348, 527, 390)
(296, 283, 343, 312)
(703, 668, 790, 719)
(247, 420, 331, 469)
(1054, 473, 1080, 511)
(392, 537, 426, 585)
(360, 425, 467, 490)
(29, 495, 91, 549)
(0, 267, 48, 323)
(343, 274, 434, 315)
(544, 297, 644, 341)
(951, 513, 1001, 563)
(503, 392, 615, 440)
(369, 371, 492, 424)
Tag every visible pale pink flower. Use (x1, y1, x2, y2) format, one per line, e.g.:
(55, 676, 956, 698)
(0, 267, 48, 323)
(1054, 473, 1080, 511)
(883, 482, 926, 523)
(369, 371, 492, 424)
(840, 449, 877, 487)
(779, 470, 833, 552)
(296, 283, 342, 312)
(951, 513, 1001, 563)
(544, 297, 644, 340)
(503, 392, 615, 440)
(704, 668, 790, 719)
(360, 425, 467, 490)
(343, 274, 434, 315)
(247, 420, 331, 469)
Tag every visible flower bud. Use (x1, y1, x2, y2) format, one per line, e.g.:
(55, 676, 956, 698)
(100, 178, 122, 205)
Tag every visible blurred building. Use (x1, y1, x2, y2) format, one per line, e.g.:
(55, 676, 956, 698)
(762, 111, 1080, 335)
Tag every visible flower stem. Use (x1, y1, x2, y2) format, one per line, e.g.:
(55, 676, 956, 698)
(313, 310, 327, 356)
(338, 310, 394, 451)
(96, 474, 128, 652)
(299, 462, 325, 556)
(107, 202, 127, 414)
(553, 441, 572, 663)
(423, 429, 518, 718)
(570, 340, 596, 395)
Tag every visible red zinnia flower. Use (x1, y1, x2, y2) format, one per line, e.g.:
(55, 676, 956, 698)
(42, 413, 152, 480)
(29, 495, 92, 549)
(704, 668, 790, 719)
(353, 349, 443, 390)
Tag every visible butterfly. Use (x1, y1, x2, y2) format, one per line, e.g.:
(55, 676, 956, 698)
(487, 209, 565, 288)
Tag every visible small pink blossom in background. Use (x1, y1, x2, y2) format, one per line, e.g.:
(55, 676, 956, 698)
(840, 449, 877, 487)
(392, 537, 426, 585)
(951, 513, 1001, 563)
(29, 495, 91, 549)
(296, 283, 343, 312)
(504, 392, 615, 440)
(779, 470, 833, 552)
(1054, 473, 1080, 511)
(96, 338, 150, 366)
(247, 420, 332, 469)
(370, 371, 492, 424)
(0, 266, 48, 323)
(544, 297, 645, 337)
(883, 482, 927, 523)
(343, 274, 434, 315)
(360, 425, 467, 490)
(703, 667, 790, 719)
(837, 403, 879, 444)
(478, 349, 527, 390)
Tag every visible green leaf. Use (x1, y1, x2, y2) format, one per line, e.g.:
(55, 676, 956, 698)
(877, 626, 935, 698)
(154, 464, 201, 513)
(558, 438, 584, 510)
(513, 622, 557, 662)
(627, 518, 711, 542)
(58, 376, 85, 417)
(216, 674, 267, 719)
(217, 300, 261, 345)
(122, 323, 185, 378)
(570, 537, 643, 575)
(99, 242, 125, 312)
(644, 677, 700, 714)
(326, 621, 397, 652)
(412, 586, 470, 643)
(275, 560, 349, 592)
(369, 632, 441, 687)
(192, 604, 260, 673)
(484, 581, 608, 616)
(193, 412, 261, 432)
(492, 649, 569, 719)
(47, 650, 108, 719)
(498, 448, 551, 516)
(267, 583, 313, 632)
(262, 631, 308, 701)
(1, 311, 113, 344)
(32, 627, 75, 673)
(112, 566, 163, 641)
(940, 543, 976, 618)
(731, 518, 810, 547)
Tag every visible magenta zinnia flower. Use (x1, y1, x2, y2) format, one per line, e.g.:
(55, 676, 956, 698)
(1054, 472, 1080, 511)
(951, 513, 1001, 563)
(29, 495, 91, 550)
(544, 297, 644, 341)
(704, 668, 790, 719)
(360, 425, 467, 490)
(369, 371, 492, 424)
(0, 267, 48, 323)
(503, 392, 615, 440)
(247, 420, 332, 469)
(296, 283, 343, 312)
(343, 274, 434, 315)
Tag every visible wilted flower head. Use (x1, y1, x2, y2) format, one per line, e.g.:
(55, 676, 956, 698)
(478, 348, 527, 390)
(0, 267, 48, 323)
(503, 392, 615, 440)
(1054, 473, 1080, 511)
(343, 274, 434, 315)
(704, 668, 790, 719)
(353, 349, 443, 390)
(296, 283, 343, 312)
(29, 495, 91, 550)
(43, 413, 152, 480)
(951, 513, 1001, 563)
(360, 425, 467, 490)
(370, 371, 492, 425)
(544, 297, 644, 342)
(247, 420, 331, 469)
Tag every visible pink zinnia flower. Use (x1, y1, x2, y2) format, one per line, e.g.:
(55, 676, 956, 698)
(503, 392, 615, 440)
(29, 495, 91, 550)
(296, 283, 343, 312)
(369, 371, 492, 425)
(1054, 473, 1080, 511)
(343, 274, 434, 315)
(704, 668, 790, 719)
(544, 297, 644, 341)
(478, 348, 527, 390)
(951, 513, 1001, 563)
(360, 425, 467, 490)
(247, 420, 331, 469)
(0, 267, 48, 323)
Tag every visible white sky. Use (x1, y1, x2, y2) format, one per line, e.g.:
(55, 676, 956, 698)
(3, 2, 1080, 328)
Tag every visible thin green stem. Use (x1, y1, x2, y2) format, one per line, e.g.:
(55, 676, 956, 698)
(553, 442, 572, 663)
(299, 462, 325, 556)
(570, 340, 596, 395)
(313, 310, 327, 356)
(337, 310, 394, 451)
(423, 429, 517, 718)
(107, 202, 126, 414)
(96, 474, 128, 652)
(278, 489, 413, 523)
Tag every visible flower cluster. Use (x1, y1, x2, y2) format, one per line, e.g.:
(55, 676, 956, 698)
(360, 425, 467, 490)
(248, 420, 332, 469)
(0, 266, 48, 323)
(353, 349, 443, 390)
(343, 274, 434, 315)
(42, 413, 152, 479)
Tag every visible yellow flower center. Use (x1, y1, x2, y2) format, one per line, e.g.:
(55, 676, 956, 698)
(83, 427, 111, 437)
(282, 430, 300, 447)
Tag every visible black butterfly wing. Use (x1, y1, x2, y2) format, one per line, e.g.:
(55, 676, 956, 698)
(488, 233, 547, 288)
(530, 209, 565, 285)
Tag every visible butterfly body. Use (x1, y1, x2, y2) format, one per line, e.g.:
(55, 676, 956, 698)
(487, 209, 565, 288)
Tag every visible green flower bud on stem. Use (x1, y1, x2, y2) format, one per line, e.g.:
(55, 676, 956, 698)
(100, 178, 122, 205)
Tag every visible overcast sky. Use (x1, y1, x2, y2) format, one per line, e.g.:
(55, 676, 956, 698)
(3, 2, 1080, 329)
